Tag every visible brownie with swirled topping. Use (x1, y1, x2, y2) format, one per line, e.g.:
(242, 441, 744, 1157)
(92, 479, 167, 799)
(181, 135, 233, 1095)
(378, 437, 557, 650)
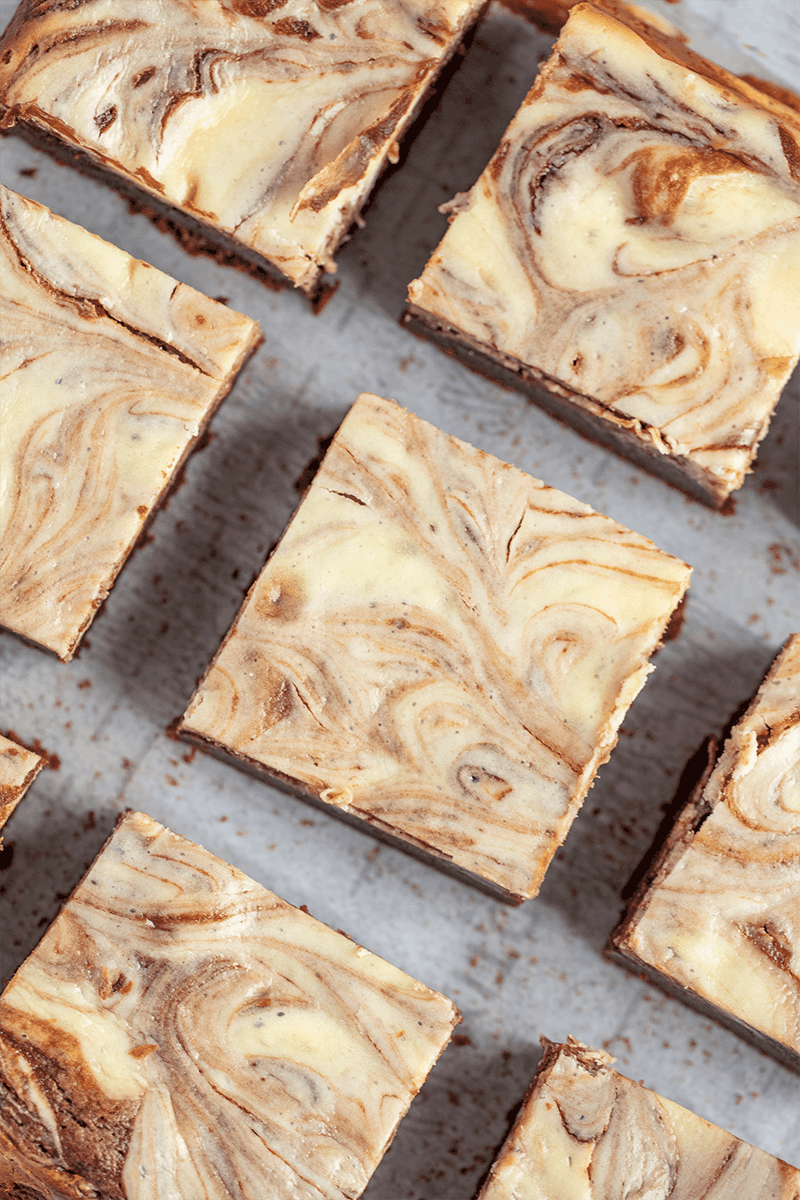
(0, 183, 260, 662)
(405, 1, 800, 508)
(607, 634, 800, 1072)
(478, 1037, 800, 1198)
(0, 0, 486, 298)
(0, 810, 459, 1198)
(179, 391, 690, 903)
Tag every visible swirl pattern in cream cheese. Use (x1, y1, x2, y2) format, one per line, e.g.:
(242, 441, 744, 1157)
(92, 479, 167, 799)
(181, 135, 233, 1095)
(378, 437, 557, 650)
(612, 634, 800, 1062)
(0, 810, 458, 1199)
(0, 0, 485, 293)
(0, 732, 43, 835)
(0, 184, 260, 661)
(407, 1, 800, 505)
(180, 392, 690, 901)
(478, 1038, 800, 1200)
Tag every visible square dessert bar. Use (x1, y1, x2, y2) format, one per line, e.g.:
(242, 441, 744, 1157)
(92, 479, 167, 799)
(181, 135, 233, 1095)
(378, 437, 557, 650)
(0, 184, 260, 662)
(405, 1, 800, 507)
(0, 810, 459, 1198)
(0, 0, 486, 297)
(0, 733, 43, 839)
(478, 1037, 800, 1198)
(608, 634, 800, 1071)
(180, 392, 690, 903)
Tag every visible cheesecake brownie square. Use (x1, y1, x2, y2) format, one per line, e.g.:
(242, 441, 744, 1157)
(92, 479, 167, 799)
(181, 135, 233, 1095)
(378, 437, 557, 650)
(405, 1, 800, 507)
(180, 392, 690, 903)
(0, 810, 459, 1198)
(608, 634, 800, 1071)
(0, 184, 260, 662)
(478, 1037, 800, 1198)
(0, 0, 486, 297)
(0, 733, 43, 839)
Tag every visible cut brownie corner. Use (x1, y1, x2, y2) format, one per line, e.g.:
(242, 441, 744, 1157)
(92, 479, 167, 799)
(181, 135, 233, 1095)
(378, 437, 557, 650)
(0, 809, 459, 1198)
(405, 1, 800, 508)
(0, 732, 45, 844)
(606, 634, 800, 1073)
(476, 1035, 800, 1198)
(179, 391, 690, 904)
(0, 184, 260, 662)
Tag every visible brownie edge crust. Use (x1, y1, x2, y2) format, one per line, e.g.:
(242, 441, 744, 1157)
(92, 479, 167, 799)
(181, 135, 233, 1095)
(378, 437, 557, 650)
(607, 634, 800, 1072)
(0, 811, 459, 1198)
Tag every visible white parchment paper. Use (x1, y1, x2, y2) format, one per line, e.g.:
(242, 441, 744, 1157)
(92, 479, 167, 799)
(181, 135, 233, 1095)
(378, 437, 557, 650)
(1, 0, 798, 1192)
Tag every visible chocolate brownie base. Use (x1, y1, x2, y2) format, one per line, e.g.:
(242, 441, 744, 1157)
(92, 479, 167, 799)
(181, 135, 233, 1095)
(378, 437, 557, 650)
(403, 305, 730, 509)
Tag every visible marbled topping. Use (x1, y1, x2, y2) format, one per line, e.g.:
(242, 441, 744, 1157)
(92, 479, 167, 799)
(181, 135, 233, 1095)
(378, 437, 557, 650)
(478, 1038, 800, 1199)
(0, 0, 485, 293)
(615, 634, 800, 1057)
(0, 184, 260, 661)
(0, 810, 458, 1199)
(0, 732, 43, 832)
(181, 392, 690, 901)
(407, 1, 800, 502)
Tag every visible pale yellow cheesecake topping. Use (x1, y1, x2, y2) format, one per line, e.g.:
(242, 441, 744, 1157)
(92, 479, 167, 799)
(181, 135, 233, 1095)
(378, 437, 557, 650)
(0, 0, 485, 292)
(0, 811, 458, 1199)
(0, 733, 43, 832)
(616, 635, 800, 1056)
(478, 1039, 800, 1200)
(407, 2, 800, 502)
(181, 392, 690, 901)
(0, 184, 260, 661)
